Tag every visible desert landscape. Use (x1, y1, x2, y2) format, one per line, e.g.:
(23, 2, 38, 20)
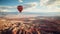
(0, 16, 60, 34)
(0, 0, 60, 34)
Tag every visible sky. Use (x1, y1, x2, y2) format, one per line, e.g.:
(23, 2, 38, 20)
(0, 0, 60, 16)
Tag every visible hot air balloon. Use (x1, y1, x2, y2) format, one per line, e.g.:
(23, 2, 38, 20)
(17, 5, 23, 13)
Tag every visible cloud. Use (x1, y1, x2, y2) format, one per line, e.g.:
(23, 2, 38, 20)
(40, 0, 60, 9)
(0, 2, 38, 12)
(22, 0, 60, 12)
(40, 0, 56, 6)
(19, 0, 23, 2)
(46, 0, 56, 5)
(23, 2, 38, 12)
(23, 2, 38, 9)
(0, 6, 16, 12)
(0, 1, 59, 13)
(39, 0, 60, 12)
(0, 6, 16, 9)
(22, 1, 60, 12)
(0, 9, 8, 12)
(23, 8, 60, 13)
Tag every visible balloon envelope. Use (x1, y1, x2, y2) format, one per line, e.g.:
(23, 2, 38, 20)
(17, 5, 23, 13)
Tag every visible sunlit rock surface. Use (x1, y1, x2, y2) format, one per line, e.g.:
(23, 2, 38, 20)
(0, 16, 60, 34)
